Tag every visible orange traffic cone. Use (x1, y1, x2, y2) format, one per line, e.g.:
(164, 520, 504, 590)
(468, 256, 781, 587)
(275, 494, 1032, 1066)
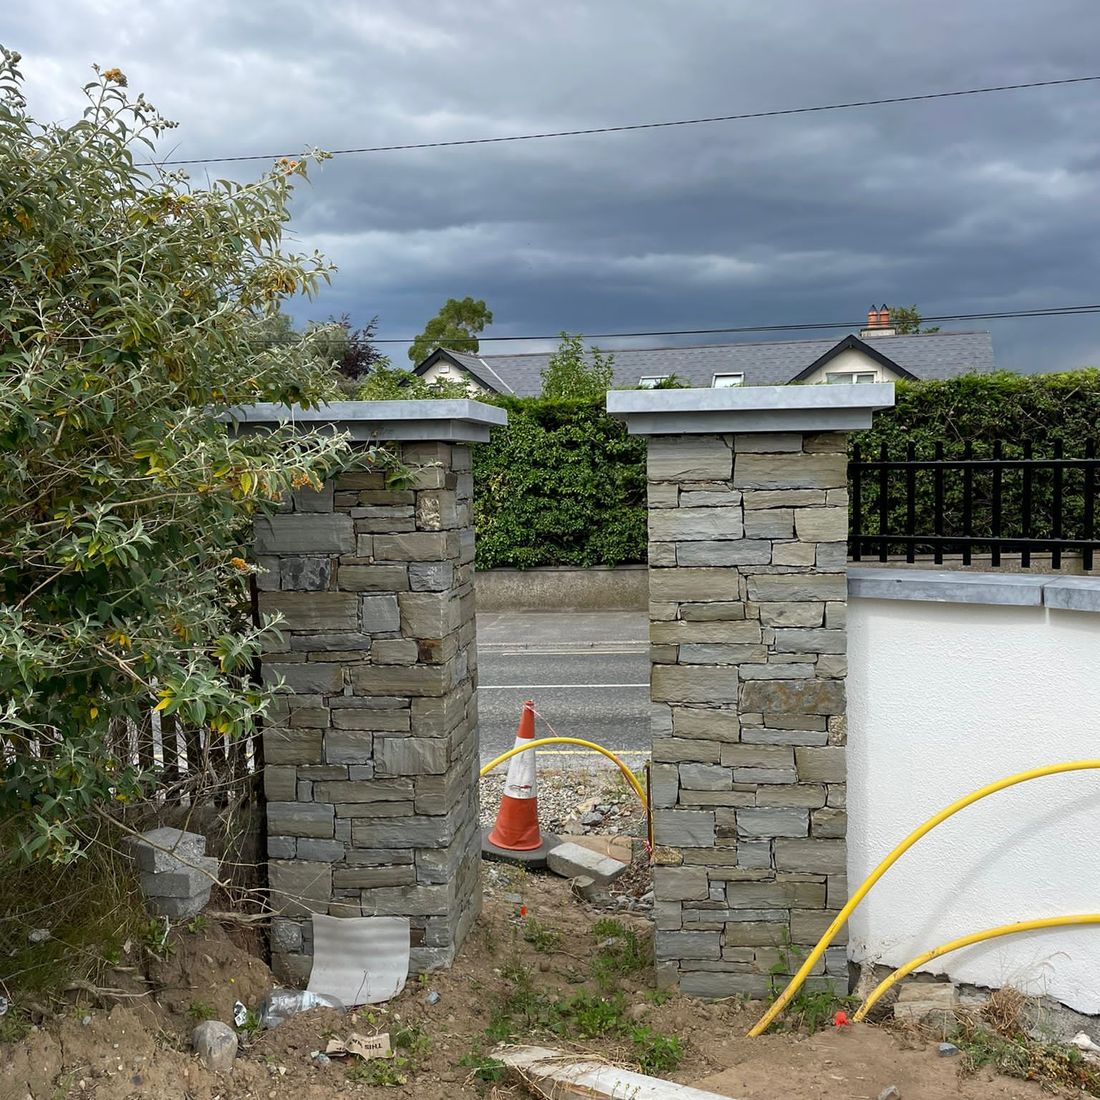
(482, 700, 558, 866)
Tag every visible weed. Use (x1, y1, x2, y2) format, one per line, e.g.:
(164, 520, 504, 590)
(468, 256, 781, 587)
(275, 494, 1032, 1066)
(393, 1022, 431, 1059)
(345, 1054, 412, 1087)
(459, 1049, 507, 1085)
(592, 918, 651, 986)
(550, 990, 627, 1039)
(645, 989, 673, 1006)
(0, 1007, 31, 1044)
(766, 934, 854, 1034)
(188, 1000, 217, 1022)
(631, 1025, 684, 1074)
(523, 917, 562, 953)
(185, 915, 208, 935)
(140, 917, 174, 961)
(238, 1008, 262, 1039)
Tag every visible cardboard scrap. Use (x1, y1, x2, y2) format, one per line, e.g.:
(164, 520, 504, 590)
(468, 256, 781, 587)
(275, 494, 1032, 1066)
(325, 1032, 392, 1060)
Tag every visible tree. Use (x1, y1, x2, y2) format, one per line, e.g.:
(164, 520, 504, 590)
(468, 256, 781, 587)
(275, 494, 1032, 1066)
(408, 296, 493, 363)
(357, 365, 470, 400)
(890, 305, 940, 335)
(539, 333, 616, 400)
(0, 51, 359, 861)
(310, 314, 386, 382)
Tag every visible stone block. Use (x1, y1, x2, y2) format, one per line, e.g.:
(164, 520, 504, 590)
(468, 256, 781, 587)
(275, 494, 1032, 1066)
(649, 509, 743, 542)
(547, 842, 628, 885)
(671, 708, 740, 742)
(289, 633, 373, 653)
(743, 509, 794, 539)
(790, 908, 845, 945)
(774, 838, 846, 874)
(743, 727, 829, 746)
(267, 836, 296, 858)
(352, 665, 448, 697)
(719, 743, 794, 767)
(409, 561, 455, 591)
(679, 763, 732, 790)
(263, 662, 344, 694)
(325, 730, 374, 765)
(313, 778, 413, 803)
(725, 880, 826, 909)
(399, 592, 459, 639)
(741, 679, 845, 716)
(352, 812, 462, 849)
(332, 709, 410, 731)
(652, 665, 738, 704)
(681, 489, 741, 507)
(652, 737, 721, 764)
(651, 620, 761, 644)
(649, 568, 742, 603)
(269, 860, 333, 918)
(373, 532, 457, 562)
(733, 432, 805, 453)
(736, 808, 808, 838)
(655, 930, 721, 960)
(259, 591, 359, 632)
(755, 785, 828, 808)
(267, 801, 334, 839)
(680, 601, 746, 621)
(264, 728, 324, 765)
(255, 514, 354, 555)
(816, 542, 848, 569)
(678, 643, 767, 665)
(296, 839, 347, 862)
(757, 602, 824, 628)
(359, 594, 400, 633)
(738, 663, 814, 680)
(675, 540, 773, 567)
(733, 452, 846, 490)
(338, 565, 409, 592)
(681, 971, 771, 998)
(292, 482, 334, 512)
(271, 918, 302, 953)
(795, 746, 847, 782)
(376, 736, 449, 776)
(743, 489, 826, 508)
(736, 840, 773, 868)
(732, 767, 797, 785)
(745, 573, 847, 603)
(264, 766, 298, 801)
(140, 855, 219, 898)
(652, 866, 709, 901)
(648, 436, 732, 481)
(651, 763, 680, 808)
(280, 556, 333, 591)
(774, 628, 846, 655)
(722, 921, 788, 947)
(333, 866, 418, 889)
(771, 541, 818, 567)
(653, 809, 716, 847)
(124, 827, 206, 874)
(794, 507, 849, 542)
(368, 638, 418, 665)
(812, 808, 847, 838)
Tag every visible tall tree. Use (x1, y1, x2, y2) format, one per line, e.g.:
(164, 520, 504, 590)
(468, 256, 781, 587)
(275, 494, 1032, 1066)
(408, 296, 493, 363)
(540, 333, 616, 399)
(310, 314, 386, 382)
(890, 305, 940, 335)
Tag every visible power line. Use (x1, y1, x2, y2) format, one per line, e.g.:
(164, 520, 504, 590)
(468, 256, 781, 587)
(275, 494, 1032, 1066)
(145, 75, 1100, 167)
(366, 303, 1100, 346)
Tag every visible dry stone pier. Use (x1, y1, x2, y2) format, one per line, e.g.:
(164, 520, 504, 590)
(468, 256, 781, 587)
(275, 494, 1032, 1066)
(232, 401, 506, 982)
(607, 384, 893, 998)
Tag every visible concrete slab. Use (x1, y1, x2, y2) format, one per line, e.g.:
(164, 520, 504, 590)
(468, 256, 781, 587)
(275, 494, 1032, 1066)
(123, 826, 206, 874)
(563, 833, 635, 865)
(546, 841, 628, 885)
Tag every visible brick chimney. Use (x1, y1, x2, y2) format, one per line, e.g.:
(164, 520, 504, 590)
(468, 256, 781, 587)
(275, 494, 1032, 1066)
(860, 302, 896, 339)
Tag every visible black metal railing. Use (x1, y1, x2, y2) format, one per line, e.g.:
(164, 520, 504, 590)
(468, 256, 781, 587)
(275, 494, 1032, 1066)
(849, 441, 1099, 569)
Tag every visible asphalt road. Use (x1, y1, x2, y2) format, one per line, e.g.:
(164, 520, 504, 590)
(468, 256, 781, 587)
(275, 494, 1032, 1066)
(476, 611, 650, 769)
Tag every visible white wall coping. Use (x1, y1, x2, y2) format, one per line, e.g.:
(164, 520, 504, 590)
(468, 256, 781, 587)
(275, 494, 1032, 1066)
(849, 567, 1100, 612)
(224, 400, 508, 443)
(605, 383, 895, 435)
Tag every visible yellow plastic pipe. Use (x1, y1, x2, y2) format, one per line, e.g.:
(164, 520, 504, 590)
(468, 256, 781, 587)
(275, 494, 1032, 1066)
(748, 759, 1100, 1037)
(480, 736, 649, 814)
(854, 914, 1100, 1021)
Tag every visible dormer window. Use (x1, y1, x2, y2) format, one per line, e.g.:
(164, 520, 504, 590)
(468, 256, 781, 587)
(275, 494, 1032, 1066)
(638, 376, 669, 388)
(712, 373, 744, 388)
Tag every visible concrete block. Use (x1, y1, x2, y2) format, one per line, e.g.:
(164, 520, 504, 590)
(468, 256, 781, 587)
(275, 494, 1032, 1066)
(140, 855, 219, 898)
(146, 888, 212, 919)
(546, 842, 628, 886)
(123, 827, 206, 873)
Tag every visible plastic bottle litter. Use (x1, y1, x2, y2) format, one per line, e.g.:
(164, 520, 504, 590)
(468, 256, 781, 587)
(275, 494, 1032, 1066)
(424, 990, 440, 1006)
(232, 1001, 248, 1028)
(259, 989, 344, 1030)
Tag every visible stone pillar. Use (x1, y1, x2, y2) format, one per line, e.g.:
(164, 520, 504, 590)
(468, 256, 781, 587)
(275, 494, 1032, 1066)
(607, 385, 893, 1000)
(233, 400, 506, 982)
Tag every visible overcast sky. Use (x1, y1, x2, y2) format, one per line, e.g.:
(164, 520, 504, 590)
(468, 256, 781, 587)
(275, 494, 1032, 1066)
(9, 1, 1100, 371)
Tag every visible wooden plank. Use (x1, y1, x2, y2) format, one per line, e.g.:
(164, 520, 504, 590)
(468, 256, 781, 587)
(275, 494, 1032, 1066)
(499, 1045, 740, 1100)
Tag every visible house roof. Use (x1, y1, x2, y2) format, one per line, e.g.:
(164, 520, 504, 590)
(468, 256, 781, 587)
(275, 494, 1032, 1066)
(414, 330, 995, 396)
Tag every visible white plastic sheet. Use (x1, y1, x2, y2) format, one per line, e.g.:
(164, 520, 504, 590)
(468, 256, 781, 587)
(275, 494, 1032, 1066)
(307, 914, 410, 1006)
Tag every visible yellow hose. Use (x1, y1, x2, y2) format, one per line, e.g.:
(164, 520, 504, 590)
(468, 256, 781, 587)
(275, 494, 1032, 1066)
(480, 736, 650, 814)
(854, 914, 1100, 1021)
(748, 759, 1100, 1037)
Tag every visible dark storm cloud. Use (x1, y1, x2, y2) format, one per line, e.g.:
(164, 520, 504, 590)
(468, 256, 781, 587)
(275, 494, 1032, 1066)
(9, 0, 1100, 369)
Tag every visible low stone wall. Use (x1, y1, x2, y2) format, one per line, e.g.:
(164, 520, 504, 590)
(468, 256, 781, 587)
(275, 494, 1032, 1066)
(475, 565, 648, 612)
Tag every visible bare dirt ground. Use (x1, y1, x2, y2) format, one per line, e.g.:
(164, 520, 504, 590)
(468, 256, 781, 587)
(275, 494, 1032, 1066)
(1, 865, 1071, 1100)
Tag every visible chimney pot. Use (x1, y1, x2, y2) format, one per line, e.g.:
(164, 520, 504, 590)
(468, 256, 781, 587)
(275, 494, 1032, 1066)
(867, 306, 879, 329)
(878, 305, 890, 327)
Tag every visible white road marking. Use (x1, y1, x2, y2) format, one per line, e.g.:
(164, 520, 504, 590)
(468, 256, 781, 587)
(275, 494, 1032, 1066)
(480, 683, 649, 690)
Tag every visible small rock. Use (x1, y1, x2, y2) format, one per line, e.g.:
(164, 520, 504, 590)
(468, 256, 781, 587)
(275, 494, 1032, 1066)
(81, 1016, 92, 1027)
(627, 1003, 649, 1021)
(310, 1052, 330, 1067)
(192, 1021, 238, 1074)
(28, 929, 50, 944)
(424, 990, 441, 1006)
(877, 1088, 901, 1100)
(937, 1042, 959, 1057)
(580, 811, 604, 827)
(538, 960, 551, 973)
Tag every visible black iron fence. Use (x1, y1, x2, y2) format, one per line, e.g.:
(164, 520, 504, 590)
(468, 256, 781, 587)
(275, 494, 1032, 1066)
(849, 441, 1100, 569)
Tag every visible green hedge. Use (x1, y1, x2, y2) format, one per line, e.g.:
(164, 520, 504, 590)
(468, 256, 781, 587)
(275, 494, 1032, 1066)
(472, 396, 647, 569)
(471, 372, 1100, 570)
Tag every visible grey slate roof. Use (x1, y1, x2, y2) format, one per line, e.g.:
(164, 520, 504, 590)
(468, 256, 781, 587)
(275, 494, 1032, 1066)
(423, 331, 995, 397)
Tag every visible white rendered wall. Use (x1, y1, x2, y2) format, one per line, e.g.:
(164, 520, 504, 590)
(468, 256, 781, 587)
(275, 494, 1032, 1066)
(799, 347, 901, 385)
(847, 596, 1100, 1012)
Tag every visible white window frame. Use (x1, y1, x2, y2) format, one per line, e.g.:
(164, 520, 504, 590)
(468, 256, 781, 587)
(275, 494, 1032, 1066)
(825, 371, 878, 385)
(712, 373, 744, 388)
(638, 375, 669, 388)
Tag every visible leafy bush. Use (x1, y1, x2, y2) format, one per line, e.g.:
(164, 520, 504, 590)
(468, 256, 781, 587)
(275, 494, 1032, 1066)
(0, 50, 352, 860)
(473, 395, 647, 569)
